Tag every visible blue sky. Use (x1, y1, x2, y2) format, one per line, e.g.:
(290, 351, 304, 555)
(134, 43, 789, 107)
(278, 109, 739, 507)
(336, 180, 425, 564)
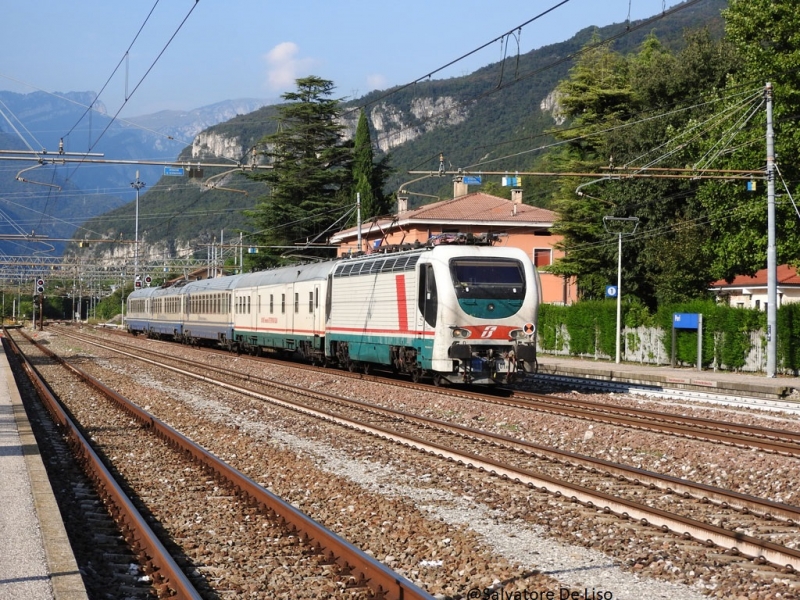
(0, 0, 688, 116)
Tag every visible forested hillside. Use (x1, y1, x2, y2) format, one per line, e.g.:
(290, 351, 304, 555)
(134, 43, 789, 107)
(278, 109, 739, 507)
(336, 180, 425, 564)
(77, 0, 727, 265)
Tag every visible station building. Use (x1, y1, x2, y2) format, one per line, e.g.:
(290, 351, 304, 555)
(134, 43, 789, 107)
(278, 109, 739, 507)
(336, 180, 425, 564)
(330, 186, 576, 305)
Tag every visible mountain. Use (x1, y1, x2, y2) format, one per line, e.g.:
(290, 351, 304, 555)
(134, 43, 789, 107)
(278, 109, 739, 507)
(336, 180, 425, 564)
(125, 98, 278, 149)
(0, 92, 271, 257)
(6, 0, 728, 267)
(183, 0, 726, 203)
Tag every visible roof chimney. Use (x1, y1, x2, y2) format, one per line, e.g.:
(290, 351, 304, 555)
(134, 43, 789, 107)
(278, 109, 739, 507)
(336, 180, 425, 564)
(511, 188, 523, 205)
(453, 179, 468, 198)
(398, 194, 408, 214)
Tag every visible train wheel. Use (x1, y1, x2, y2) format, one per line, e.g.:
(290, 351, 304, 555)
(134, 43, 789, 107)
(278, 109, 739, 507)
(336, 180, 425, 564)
(348, 360, 358, 373)
(411, 369, 421, 383)
(433, 374, 444, 387)
(362, 362, 371, 375)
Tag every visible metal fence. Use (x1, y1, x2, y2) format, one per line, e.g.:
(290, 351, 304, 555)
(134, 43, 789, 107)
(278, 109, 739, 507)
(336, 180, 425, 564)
(539, 326, 768, 373)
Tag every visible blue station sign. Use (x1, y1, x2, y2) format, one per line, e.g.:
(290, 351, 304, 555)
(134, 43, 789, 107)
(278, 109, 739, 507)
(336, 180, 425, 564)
(673, 312, 700, 329)
(164, 167, 185, 176)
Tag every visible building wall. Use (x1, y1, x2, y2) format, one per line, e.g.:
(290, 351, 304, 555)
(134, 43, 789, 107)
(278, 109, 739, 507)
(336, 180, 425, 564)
(721, 289, 800, 310)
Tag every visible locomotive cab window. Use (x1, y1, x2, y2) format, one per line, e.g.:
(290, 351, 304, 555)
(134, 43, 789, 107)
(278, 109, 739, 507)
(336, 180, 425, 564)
(449, 257, 526, 318)
(450, 258, 525, 294)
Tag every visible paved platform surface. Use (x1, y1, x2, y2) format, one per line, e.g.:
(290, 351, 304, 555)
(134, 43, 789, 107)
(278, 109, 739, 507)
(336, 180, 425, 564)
(536, 354, 800, 401)
(0, 340, 88, 600)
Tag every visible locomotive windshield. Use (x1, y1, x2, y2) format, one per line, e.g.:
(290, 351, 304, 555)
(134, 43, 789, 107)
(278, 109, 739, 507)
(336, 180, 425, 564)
(449, 257, 526, 319)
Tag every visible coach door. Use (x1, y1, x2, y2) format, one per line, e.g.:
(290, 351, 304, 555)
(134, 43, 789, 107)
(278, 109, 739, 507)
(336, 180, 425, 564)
(312, 284, 321, 334)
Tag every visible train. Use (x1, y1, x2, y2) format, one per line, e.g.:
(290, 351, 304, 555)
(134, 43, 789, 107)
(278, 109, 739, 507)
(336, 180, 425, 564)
(126, 233, 540, 385)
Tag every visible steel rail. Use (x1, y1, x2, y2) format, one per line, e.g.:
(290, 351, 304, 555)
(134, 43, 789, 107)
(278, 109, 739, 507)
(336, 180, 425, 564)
(61, 327, 800, 452)
(18, 329, 434, 600)
(54, 328, 800, 573)
(58, 329, 800, 522)
(3, 333, 203, 600)
(510, 389, 800, 444)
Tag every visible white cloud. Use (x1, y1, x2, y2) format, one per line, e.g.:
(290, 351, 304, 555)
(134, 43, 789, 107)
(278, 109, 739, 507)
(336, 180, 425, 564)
(366, 73, 387, 92)
(262, 42, 315, 91)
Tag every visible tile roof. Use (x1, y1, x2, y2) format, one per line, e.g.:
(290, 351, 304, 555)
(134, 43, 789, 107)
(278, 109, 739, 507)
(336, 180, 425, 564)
(332, 193, 556, 241)
(711, 264, 800, 288)
(404, 192, 555, 223)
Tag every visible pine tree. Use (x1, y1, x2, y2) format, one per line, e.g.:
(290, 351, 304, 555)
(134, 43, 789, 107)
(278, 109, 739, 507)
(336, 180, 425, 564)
(246, 76, 351, 266)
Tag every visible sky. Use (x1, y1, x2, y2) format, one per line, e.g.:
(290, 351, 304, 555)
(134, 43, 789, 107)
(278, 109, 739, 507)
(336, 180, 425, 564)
(0, 0, 688, 117)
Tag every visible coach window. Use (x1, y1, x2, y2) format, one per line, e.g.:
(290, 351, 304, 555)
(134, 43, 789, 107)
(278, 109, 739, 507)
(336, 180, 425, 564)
(270, 294, 274, 314)
(308, 291, 314, 313)
(295, 292, 299, 313)
(281, 293, 286, 314)
(247, 296, 251, 314)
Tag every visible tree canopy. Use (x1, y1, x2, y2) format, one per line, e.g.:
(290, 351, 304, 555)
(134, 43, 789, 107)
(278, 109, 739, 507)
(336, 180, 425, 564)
(246, 76, 352, 267)
(544, 23, 783, 308)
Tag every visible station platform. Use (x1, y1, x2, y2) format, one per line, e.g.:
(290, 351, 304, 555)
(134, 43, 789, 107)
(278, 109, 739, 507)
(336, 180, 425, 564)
(0, 339, 88, 600)
(535, 354, 800, 403)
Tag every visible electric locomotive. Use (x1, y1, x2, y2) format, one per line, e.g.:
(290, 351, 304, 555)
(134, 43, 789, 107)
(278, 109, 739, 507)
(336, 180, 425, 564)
(324, 235, 539, 384)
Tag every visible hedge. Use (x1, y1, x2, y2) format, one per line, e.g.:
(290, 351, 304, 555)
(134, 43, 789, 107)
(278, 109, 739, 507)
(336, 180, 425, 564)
(537, 300, 800, 373)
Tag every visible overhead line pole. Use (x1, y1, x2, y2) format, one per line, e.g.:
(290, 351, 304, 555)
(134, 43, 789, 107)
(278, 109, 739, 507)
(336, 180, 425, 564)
(131, 171, 145, 287)
(766, 83, 777, 377)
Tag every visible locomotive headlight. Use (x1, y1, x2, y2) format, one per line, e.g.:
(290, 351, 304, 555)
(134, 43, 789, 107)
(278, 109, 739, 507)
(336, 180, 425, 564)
(509, 329, 526, 340)
(451, 327, 471, 338)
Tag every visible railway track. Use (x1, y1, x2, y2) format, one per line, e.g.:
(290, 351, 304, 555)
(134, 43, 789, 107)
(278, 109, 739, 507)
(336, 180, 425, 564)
(52, 326, 800, 574)
(8, 328, 433, 600)
(67, 325, 800, 457)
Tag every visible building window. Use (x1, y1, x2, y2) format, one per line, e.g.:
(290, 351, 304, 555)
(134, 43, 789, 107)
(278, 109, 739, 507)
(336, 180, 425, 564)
(533, 248, 552, 267)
